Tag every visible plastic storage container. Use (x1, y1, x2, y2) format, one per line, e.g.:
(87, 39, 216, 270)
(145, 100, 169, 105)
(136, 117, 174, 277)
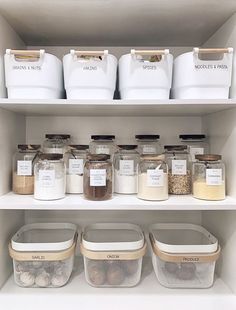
(172, 47, 233, 99)
(63, 50, 117, 99)
(149, 223, 220, 289)
(119, 49, 173, 99)
(9, 223, 77, 288)
(43, 134, 71, 155)
(80, 223, 146, 287)
(4, 49, 64, 99)
(179, 134, 209, 162)
(135, 134, 161, 155)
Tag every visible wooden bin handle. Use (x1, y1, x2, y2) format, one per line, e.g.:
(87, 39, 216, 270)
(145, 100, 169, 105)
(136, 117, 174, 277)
(6, 49, 45, 59)
(131, 49, 169, 56)
(70, 49, 108, 57)
(193, 47, 233, 54)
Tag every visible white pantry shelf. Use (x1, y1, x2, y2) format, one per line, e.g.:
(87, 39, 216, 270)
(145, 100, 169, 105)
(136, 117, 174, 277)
(0, 99, 236, 116)
(0, 192, 235, 210)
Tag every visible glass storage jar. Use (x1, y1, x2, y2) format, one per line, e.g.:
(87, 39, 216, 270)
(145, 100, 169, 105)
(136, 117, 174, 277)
(135, 134, 161, 155)
(164, 145, 191, 195)
(43, 134, 71, 155)
(179, 134, 209, 162)
(114, 145, 139, 194)
(13, 144, 41, 195)
(193, 154, 225, 200)
(65, 145, 89, 194)
(137, 154, 168, 201)
(84, 154, 112, 201)
(89, 135, 116, 156)
(34, 153, 66, 200)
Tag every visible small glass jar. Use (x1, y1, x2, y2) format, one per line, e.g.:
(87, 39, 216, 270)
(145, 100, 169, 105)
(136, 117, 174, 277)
(13, 144, 41, 195)
(84, 154, 112, 201)
(89, 135, 116, 156)
(164, 145, 191, 195)
(193, 154, 225, 201)
(135, 135, 161, 155)
(65, 145, 89, 194)
(43, 134, 71, 155)
(34, 153, 66, 200)
(138, 155, 168, 201)
(114, 145, 139, 194)
(179, 134, 209, 162)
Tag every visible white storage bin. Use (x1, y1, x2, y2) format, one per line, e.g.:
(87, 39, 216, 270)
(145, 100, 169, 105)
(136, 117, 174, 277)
(80, 223, 146, 287)
(4, 49, 64, 99)
(9, 223, 77, 288)
(149, 223, 220, 289)
(63, 50, 117, 99)
(172, 47, 233, 99)
(119, 49, 173, 99)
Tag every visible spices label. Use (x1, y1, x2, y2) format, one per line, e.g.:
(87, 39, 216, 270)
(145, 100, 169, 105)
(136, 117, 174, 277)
(38, 170, 55, 187)
(190, 147, 204, 162)
(206, 169, 222, 185)
(147, 169, 164, 187)
(95, 145, 110, 155)
(120, 160, 134, 175)
(90, 169, 106, 186)
(143, 145, 156, 154)
(69, 159, 83, 175)
(172, 160, 187, 175)
(17, 160, 32, 176)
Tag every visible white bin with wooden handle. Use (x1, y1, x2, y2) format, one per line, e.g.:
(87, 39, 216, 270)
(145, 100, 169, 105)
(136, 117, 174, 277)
(63, 50, 117, 99)
(119, 49, 173, 100)
(172, 47, 234, 99)
(4, 49, 64, 99)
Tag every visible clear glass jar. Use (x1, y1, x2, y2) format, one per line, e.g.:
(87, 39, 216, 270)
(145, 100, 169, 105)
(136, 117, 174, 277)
(65, 145, 89, 194)
(135, 135, 161, 155)
(193, 154, 225, 200)
(114, 145, 139, 194)
(34, 153, 66, 200)
(13, 144, 41, 195)
(89, 135, 116, 156)
(164, 145, 191, 195)
(43, 134, 71, 155)
(84, 154, 112, 201)
(179, 134, 209, 162)
(138, 155, 168, 201)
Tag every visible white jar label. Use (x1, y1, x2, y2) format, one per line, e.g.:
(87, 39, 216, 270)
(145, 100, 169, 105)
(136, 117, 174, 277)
(38, 170, 55, 187)
(90, 169, 106, 186)
(206, 169, 222, 185)
(190, 147, 204, 162)
(95, 145, 110, 155)
(120, 160, 134, 175)
(172, 160, 187, 175)
(17, 160, 32, 176)
(147, 169, 164, 187)
(143, 145, 156, 154)
(69, 159, 83, 175)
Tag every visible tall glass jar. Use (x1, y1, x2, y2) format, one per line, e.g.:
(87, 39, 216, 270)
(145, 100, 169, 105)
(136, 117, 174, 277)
(164, 145, 191, 195)
(114, 145, 139, 194)
(34, 153, 66, 200)
(138, 155, 168, 201)
(65, 145, 89, 194)
(179, 134, 209, 162)
(13, 144, 41, 195)
(84, 154, 112, 201)
(43, 134, 71, 155)
(89, 135, 116, 156)
(193, 154, 225, 200)
(135, 135, 161, 155)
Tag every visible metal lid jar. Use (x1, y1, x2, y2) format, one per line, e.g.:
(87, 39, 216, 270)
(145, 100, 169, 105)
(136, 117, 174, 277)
(164, 145, 191, 195)
(34, 153, 66, 200)
(179, 134, 209, 162)
(13, 144, 41, 195)
(138, 154, 168, 201)
(89, 135, 116, 156)
(84, 154, 112, 201)
(43, 134, 71, 155)
(193, 154, 225, 201)
(65, 145, 89, 194)
(114, 145, 139, 194)
(135, 134, 161, 155)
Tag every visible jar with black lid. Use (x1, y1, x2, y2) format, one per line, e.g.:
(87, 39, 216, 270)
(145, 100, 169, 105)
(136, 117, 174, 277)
(89, 135, 116, 156)
(179, 134, 209, 162)
(135, 135, 161, 155)
(43, 134, 71, 155)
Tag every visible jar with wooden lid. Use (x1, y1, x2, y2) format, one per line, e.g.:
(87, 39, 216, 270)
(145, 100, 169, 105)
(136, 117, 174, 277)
(179, 134, 209, 162)
(193, 154, 225, 200)
(135, 134, 161, 155)
(43, 134, 71, 155)
(89, 135, 116, 157)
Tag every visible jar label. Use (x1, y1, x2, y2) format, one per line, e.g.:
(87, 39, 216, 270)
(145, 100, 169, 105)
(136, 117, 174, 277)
(190, 147, 204, 162)
(95, 145, 110, 155)
(38, 170, 55, 187)
(90, 169, 106, 186)
(17, 160, 32, 176)
(172, 160, 187, 175)
(143, 145, 156, 154)
(120, 160, 134, 175)
(206, 169, 222, 185)
(147, 169, 164, 187)
(69, 159, 83, 175)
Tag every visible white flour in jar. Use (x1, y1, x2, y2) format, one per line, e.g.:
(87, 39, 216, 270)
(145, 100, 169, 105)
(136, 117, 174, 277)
(66, 174, 83, 194)
(34, 174, 65, 200)
(114, 170, 137, 194)
(138, 172, 168, 201)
